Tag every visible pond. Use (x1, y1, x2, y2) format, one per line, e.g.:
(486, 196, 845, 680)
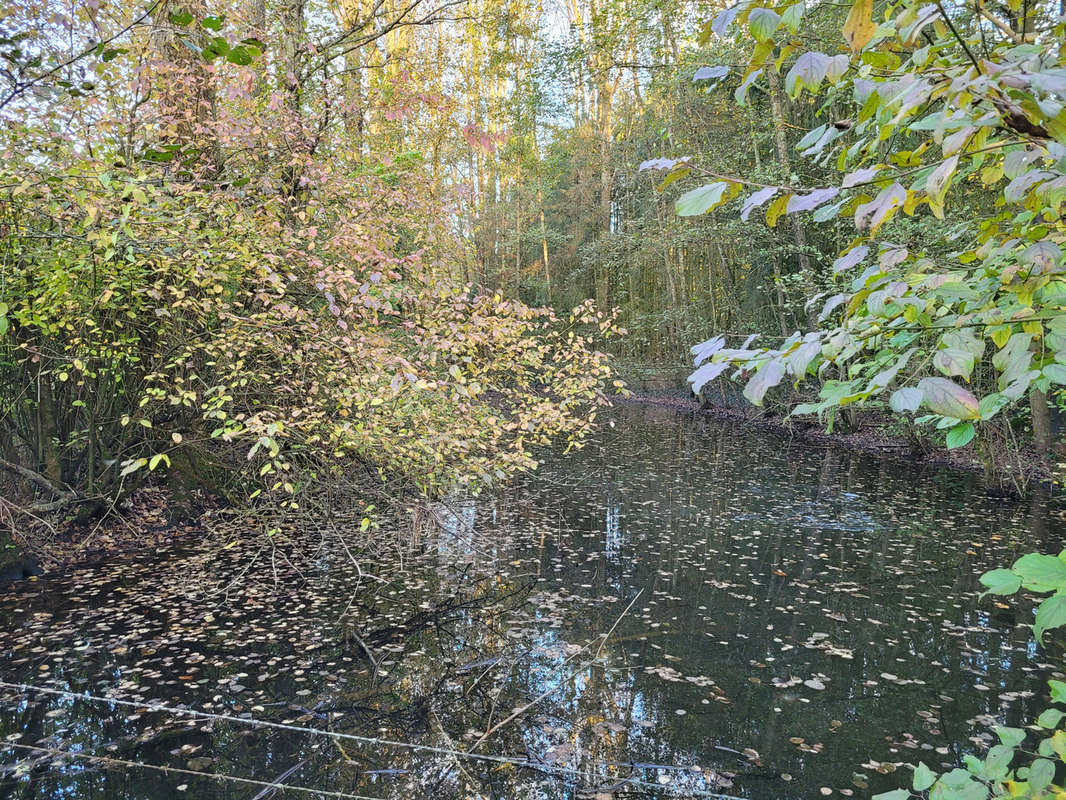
(1, 403, 1064, 800)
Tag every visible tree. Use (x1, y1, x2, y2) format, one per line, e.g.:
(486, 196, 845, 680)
(657, 0, 1066, 463)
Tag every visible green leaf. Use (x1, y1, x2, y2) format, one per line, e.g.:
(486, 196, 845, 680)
(168, 9, 194, 26)
(743, 358, 786, 406)
(1037, 708, 1065, 728)
(781, 3, 804, 32)
(1029, 758, 1055, 791)
(148, 453, 171, 471)
(933, 347, 975, 380)
(676, 182, 730, 216)
(1013, 553, 1066, 592)
(995, 727, 1026, 749)
(945, 422, 975, 449)
(978, 568, 1022, 597)
(748, 8, 781, 42)
(200, 14, 224, 30)
(982, 743, 1014, 780)
(978, 393, 1010, 420)
(1034, 594, 1066, 642)
(1051, 679, 1066, 703)
(226, 45, 252, 65)
(785, 52, 829, 97)
(119, 457, 148, 477)
(890, 387, 923, 413)
(1044, 363, 1066, 384)
(917, 377, 980, 420)
(873, 791, 910, 800)
(913, 762, 937, 791)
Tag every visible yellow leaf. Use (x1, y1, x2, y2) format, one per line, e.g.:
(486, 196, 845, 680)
(843, 0, 876, 52)
(766, 194, 790, 228)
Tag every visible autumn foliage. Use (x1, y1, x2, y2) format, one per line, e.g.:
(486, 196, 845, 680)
(0, 1, 623, 520)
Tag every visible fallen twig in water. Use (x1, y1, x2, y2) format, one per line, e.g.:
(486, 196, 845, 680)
(469, 588, 643, 751)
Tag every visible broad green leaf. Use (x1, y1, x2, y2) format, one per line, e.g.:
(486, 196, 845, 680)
(1044, 363, 1066, 384)
(933, 348, 976, 379)
(786, 187, 840, 214)
(833, 245, 868, 273)
(1029, 758, 1055, 791)
(983, 743, 1014, 779)
(689, 361, 731, 394)
(743, 357, 786, 405)
(913, 762, 937, 791)
(1034, 594, 1066, 641)
(945, 422, 975, 449)
(855, 183, 906, 235)
(786, 340, 821, 379)
(677, 182, 730, 216)
(917, 377, 979, 420)
(1050, 679, 1066, 703)
(740, 186, 779, 221)
(872, 791, 910, 800)
(979, 568, 1021, 597)
(890, 387, 922, 413)
(996, 727, 1026, 748)
(1039, 708, 1065, 728)
(785, 52, 829, 97)
(1013, 553, 1066, 592)
(781, 3, 804, 32)
(748, 8, 781, 42)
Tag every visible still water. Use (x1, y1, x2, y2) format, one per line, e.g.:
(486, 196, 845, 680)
(1, 403, 1063, 799)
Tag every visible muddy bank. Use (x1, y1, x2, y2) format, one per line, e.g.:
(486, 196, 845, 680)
(618, 387, 1056, 496)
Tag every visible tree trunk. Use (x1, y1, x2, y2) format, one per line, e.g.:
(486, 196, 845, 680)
(766, 63, 812, 328)
(1031, 388, 1052, 457)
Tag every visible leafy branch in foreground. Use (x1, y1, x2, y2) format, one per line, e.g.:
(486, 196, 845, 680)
(871, 552, 1066, 800)
(647, 0, 1065, 452)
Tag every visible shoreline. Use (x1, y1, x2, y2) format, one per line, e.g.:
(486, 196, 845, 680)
(616, 389, 1054, 496)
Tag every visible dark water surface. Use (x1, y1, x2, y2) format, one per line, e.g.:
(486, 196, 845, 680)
(2, 404, 1064, 799)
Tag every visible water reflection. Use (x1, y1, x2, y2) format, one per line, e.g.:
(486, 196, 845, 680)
(1, 403, 1064, 799)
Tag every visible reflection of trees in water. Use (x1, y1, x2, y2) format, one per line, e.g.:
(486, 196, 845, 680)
(3, 404, 1066, 799)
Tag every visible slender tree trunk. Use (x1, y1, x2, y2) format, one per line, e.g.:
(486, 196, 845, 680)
(1031, 388, 1052, 456)
(766, 63, 812, 328)
(539, 204, 551, 303)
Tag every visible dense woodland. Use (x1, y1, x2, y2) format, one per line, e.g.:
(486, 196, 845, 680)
(2, 0, 1066, 795)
